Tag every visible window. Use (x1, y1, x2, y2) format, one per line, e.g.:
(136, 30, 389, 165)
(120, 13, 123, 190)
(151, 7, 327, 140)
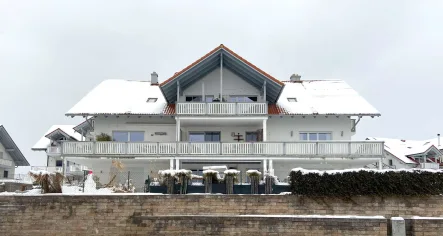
(228, 96, 258, 102)
(287, 98, 297, 102)
(112, 131, 145, 142)
(189, 132, 221, 142)
(56, 160, 63, 167)
(185, 96, 214, 102)
(146, 98, 157, 103)
(299, 132, 332, 141)
(3, 171, 8, 178)
(246, 132, 258, 142)
(388, 159, 393, 166)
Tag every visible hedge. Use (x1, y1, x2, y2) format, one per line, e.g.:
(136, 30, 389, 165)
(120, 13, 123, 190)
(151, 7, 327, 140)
(289, 168, 443, 196)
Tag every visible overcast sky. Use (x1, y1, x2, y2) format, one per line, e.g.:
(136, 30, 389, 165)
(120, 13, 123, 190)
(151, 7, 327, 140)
(1, 0, 443, 169)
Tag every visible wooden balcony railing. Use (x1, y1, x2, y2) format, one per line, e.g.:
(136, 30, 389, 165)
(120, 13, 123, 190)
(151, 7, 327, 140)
(176, 102, 267, 115)
(57, 141, 384, 158)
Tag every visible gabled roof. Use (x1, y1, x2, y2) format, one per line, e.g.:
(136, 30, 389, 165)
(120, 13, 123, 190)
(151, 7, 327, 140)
(0, 125, 29, 166)
(73, 118, 93, 133)
(66, 80, 168, 116)
(366, 137, 443, 164)
(274, 80, 380, 116)
(32, 125, 82, 151)
(160, 44, 285, 103)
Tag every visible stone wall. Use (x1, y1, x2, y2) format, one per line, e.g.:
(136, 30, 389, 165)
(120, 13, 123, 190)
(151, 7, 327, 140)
(1, 194, 443, 235)
(405, 217, 443, 236)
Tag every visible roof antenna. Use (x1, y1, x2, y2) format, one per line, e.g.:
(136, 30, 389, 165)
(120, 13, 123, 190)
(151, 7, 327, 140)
(438, 134, 440, 147)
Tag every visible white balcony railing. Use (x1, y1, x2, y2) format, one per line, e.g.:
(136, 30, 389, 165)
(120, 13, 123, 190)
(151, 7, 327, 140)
(420, 163, 440, 169)
(31, 166, 63, 173)
(59, 141, 384, 158)
(69, 165, 89, 172)
(0, 158, 13, 167)
(176, 102, 267, 115)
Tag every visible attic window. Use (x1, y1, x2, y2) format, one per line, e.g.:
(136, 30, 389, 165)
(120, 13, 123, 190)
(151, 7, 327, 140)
(287, 98, 297, 102)
(146, 98, 157, 103)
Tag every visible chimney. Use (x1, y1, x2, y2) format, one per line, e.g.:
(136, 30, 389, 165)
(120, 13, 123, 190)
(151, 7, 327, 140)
(290, 74, 301, 82)
(151, 72, 158, 85)
(438, 134, 440, 147)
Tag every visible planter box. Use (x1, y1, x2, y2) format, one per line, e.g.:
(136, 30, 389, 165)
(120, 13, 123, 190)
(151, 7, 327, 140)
(149, 185, 167, 194)
(187, 185, 205, 194)
(272, 184, 290, 194)
(212, 184, 226, 194)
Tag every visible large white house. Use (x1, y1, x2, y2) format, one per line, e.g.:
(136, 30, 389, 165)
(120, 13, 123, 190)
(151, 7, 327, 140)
(33, 44, 384, 185)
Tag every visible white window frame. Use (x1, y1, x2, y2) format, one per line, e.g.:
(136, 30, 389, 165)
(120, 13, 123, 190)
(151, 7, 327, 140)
(112, 131, 145, 142)
(299, 132, 332, 141)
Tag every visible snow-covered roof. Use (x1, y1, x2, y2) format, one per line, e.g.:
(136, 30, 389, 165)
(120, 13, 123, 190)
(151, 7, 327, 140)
(66, 80, 167, 116)
(0, 125, 29, 166)
(277, 81, 380, 116)
(32, 125, 81, 151)
(367, 137, 442, 164)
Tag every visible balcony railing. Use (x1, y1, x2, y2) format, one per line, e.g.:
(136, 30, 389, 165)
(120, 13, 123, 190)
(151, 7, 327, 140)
(420, 163, 440, 169)
(176, 102, 267, 115)
(0, 158, 13, 167)
(31, 166, 63, 173)
(57, 141, 384, 158)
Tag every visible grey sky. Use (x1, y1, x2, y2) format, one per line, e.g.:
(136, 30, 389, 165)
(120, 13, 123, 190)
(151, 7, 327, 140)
(1, 0, 442, 169)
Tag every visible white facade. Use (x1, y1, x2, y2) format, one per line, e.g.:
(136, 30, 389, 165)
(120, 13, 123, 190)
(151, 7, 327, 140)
(34, 45, 384, 187)
(0, 142, 15, 178)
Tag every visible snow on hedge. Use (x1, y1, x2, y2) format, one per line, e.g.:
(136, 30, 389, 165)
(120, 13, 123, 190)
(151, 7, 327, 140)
(246, 170, 261, 176)
(203, 169, 219, 175)
(224, 169, 240, 175)
(291, 167, 443, 176)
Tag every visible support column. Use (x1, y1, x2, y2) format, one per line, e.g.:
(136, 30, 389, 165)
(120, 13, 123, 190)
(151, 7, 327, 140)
(175, 159, 179, 170)
(176, 119, 181, 142)
(170, 159, 174, 170)
(269, 159, 274, 176)
(378, 158, 383, 170)
(62, 156, 67, 176)
(263, 159, 267, 176)
(220, 53, 223, 100)
(262, 119, 267, 141)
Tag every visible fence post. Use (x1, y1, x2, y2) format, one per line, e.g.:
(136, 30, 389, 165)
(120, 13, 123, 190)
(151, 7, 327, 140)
(204, 175, 212, 194)
(265, 175, 274, 194)
(225, 175, 234, 194)
(250, 175, 259, 194)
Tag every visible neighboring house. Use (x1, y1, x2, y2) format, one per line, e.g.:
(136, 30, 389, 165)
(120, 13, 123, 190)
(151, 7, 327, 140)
(31, 125, 87, 173)
(34, 44, 383, 185)
(0, 125, 30, 179)
(366, 137, 443, 169)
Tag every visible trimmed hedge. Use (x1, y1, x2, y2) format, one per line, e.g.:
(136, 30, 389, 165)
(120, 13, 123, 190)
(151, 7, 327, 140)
(289, 168, 443, 196)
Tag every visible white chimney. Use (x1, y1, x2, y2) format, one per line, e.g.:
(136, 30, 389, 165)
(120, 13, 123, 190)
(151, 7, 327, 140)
(151, 72, 158, 85)
(290, 74, 301, 82)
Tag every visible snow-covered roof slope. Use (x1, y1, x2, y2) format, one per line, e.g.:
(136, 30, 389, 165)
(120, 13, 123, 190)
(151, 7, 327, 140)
(32, 125, 81, 150)
(277, 80, 380, 116)
(366, 137, 441, 164)
(66, 80, 167, 116)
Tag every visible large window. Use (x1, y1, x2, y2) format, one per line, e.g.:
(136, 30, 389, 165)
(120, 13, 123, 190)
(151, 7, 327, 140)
(112, 131, 145, 142)
(189, 132, 221, 142)
(228, 96, 258, 102)
(299, 132, 332, 141)
(185, 96, 214, 102)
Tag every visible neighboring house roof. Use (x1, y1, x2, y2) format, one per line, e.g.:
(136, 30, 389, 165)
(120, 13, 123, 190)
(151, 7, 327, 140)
(0, 125, 29, 166)
(275, 81, 380, 116)
(66, 80, 167, 116)
(366, 137, 443, 164)
(160, 44, 285, 103)
(32, 125, 81, 151)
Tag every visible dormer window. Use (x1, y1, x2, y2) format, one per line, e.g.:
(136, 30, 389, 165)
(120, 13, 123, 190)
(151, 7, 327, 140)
(147, 98, 157, 103)
(287, 98, 297, 102)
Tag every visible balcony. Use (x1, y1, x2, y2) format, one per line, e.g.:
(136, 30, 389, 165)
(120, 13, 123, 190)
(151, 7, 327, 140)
(176, 102, 267, 115)
(0, 158, 13, 167)
(55, 141, 384, 158)
(420, 163, 440, 169)
(31, 166, 63, 173)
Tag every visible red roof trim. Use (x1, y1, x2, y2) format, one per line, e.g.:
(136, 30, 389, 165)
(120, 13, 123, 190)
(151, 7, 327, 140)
(159, 44, 284, 87)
